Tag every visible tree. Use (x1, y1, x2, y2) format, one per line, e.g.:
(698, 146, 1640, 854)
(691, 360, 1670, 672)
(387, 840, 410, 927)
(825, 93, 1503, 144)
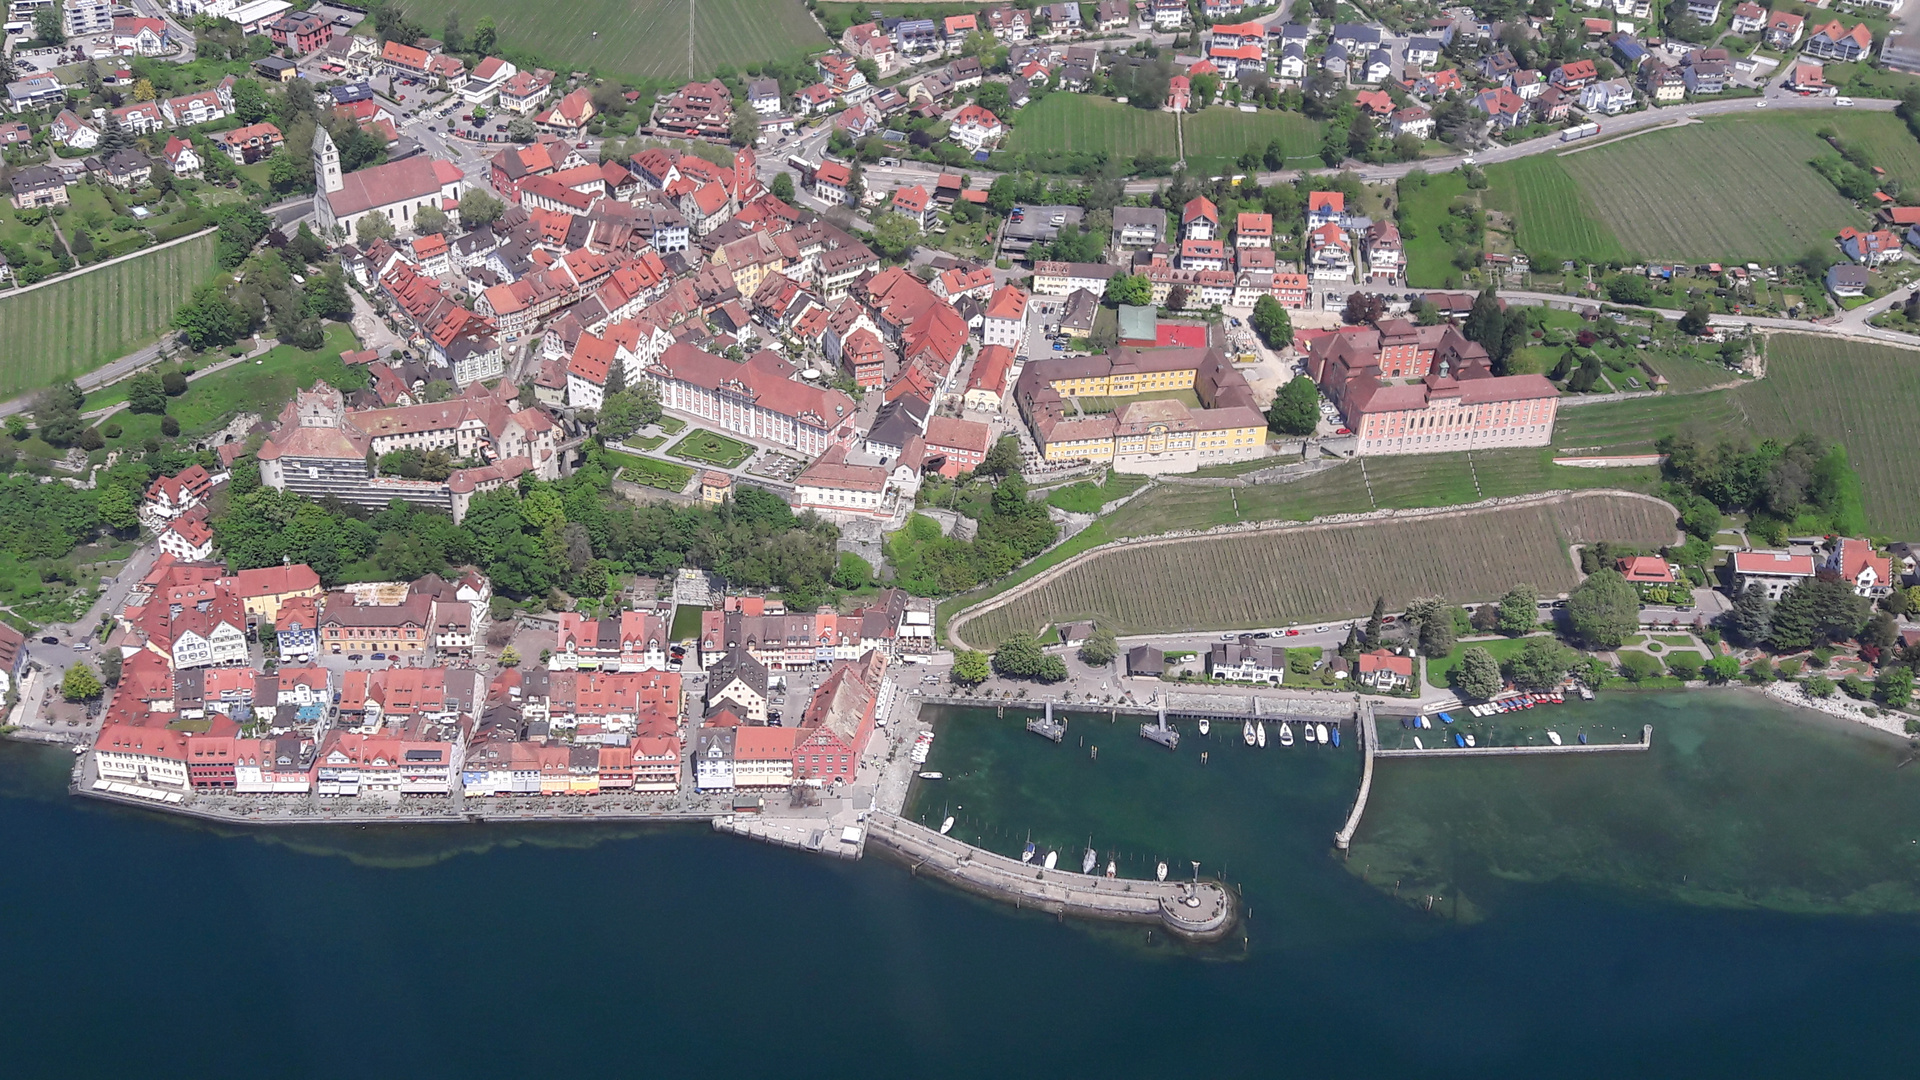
(1566, 569, 1639, 649)
(356, 213, 395, 247)
(1877, 665, 1914, 709)
(1419, 606, 1456, 658)
(844, 162, 865, 208)
(1105, 273, 1153, 307)
(1705, 654, 1742, 682)
(172, 286, 248, 351)
(977, 435, 1021, 476)
(1862, 610, 1900, 649)
(1079, 627, 1118, 667)
(97, 484, 139, 532)
(1768, 577, 1869, 650)
(441, 8, 464, 51)
(471, 14, 497, 55)
(413, 205, 449, 235)
(1265, 375, 1320, 436)
(161, 415, 181, 437)
(770, 172, 795, 205)
(32, 6, 63, 45)
(1606, 274, 1654, 305)
(952, 649, 991, 686)
(1506, 637, 1575, 692)
(133, 78, 156, 103)
(1454, 646, 1504, 699)
(1342, 291, 1386, 326)
(1679, 301, 1712, 336)
(499, 645, 520, 667)
(730, 111, 760, 147)
(1702, 582, 1762, 645)
(126, 372, 168, 415)
(373, 2, 422, 44)
(61, 663, 102, 702)
(1250, 295, 1293, 348)
(507, 115, 537, 142)
(870, 211, 921, 260)
(1806, 673, 1836, 697)
(459, 188, 506, 227)
(99, 648, 123, 687)
(975, 82, 1011, 118)
(1495, 583, 1538, 635)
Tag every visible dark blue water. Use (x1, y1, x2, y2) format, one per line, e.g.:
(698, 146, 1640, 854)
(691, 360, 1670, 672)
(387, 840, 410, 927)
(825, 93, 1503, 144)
(6, 690, 1920, 1078)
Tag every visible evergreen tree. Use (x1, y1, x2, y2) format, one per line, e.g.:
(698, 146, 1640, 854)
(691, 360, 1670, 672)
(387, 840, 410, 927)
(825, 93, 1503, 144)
(1418, 606, 1456, 658)
(1365, 596, 1386, 644)
(1768, 577, 1868, 650)
(1723, 583, 1774, 646)
(1453, 646, 1504, 700)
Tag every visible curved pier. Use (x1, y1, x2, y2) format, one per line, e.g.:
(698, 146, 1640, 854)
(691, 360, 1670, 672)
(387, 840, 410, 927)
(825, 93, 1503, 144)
(1333, 701, 1377, 851)
(864, 812, 1236, 941)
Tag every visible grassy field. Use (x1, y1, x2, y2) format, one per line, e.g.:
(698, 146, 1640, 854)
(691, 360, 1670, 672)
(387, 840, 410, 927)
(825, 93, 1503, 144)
(1043, 470, 1150, 513)
(1426, 634, 1551, 687)
(1396, 169, 1472, 289)
(666, 429, 754, 467)
(1552, 333, 1920, 536)
(670, 603, 706, 640)
(952, 493, 1680, 648)
(0, 233, 216, 400)
(99, 325, 364, 449)
(1486, 113, 1920, 264)
(390, 0, 828, 82)
(604, 449, 695, 490)
(1005, 95, 1322, 172)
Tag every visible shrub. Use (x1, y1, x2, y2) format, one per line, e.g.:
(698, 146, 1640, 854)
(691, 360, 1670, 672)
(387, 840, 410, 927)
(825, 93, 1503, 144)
(160, 415, 180, 437)
(100, 423, 121, 439)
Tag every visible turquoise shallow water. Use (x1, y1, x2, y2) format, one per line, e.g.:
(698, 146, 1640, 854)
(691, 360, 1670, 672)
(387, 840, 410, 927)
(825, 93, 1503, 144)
(7, 690, 1920, 1077)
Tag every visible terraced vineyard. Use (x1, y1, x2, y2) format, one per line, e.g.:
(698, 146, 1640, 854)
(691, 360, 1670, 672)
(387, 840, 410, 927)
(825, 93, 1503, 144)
(951, 492, 1680, 649)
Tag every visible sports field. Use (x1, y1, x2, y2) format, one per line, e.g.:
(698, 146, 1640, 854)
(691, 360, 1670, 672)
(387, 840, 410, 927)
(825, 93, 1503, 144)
(1487, 113, 1915, 264)
(950, 492, 1679, 648)
(391, 0, 828, 82)
(1005, 95, 1322, 171)
(0, 232, 216, 400)
(1553, 333, 1920, 537)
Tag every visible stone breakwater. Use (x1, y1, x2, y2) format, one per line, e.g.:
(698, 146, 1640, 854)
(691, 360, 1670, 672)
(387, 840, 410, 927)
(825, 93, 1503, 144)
(863, 812, 1236, 942)
(1762, 681, 1914, 739)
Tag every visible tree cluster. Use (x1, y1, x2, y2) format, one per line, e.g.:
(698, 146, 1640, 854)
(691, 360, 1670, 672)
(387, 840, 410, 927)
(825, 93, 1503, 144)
(990, 632, 1068, 682)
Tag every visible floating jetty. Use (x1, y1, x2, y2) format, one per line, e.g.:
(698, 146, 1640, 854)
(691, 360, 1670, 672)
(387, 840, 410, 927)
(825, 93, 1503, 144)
(1139, 702, 1180, 750)
(1374, 723, 1654, 758)
(1026, 701, 1067, 743)
(864, 812, 1235, 941)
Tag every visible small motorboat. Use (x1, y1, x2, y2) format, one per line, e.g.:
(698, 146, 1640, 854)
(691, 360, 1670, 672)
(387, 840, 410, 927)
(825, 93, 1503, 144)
(1303, 722, 1317, 744)
(1043, 850, 1058, 871)
(1453, 732, 1465, 748)
(1022, 833, 1036, 864)
(1106, 860, 1117, 879)
(1464, 733, 1476, 747)
(918, 771, 943, 779)
(1330, 726, 1340, 748)
(1243, 720, 1256, 746)
(1414, 736, 1424, 749)
(1256, 722, 1267, 748)
(1578, 732, 1589, 745)
(1547, 731, 1562, 746)
(1083, 846, 1098, 874)
(1278, 722, 1294, 747)
(940, 816, 955, 835)
(1198, 717, 1211, 735)
(1316, 723, 1329, 744)
(1156, 861, 1169, 882)
(1440, 712, 1456, 724)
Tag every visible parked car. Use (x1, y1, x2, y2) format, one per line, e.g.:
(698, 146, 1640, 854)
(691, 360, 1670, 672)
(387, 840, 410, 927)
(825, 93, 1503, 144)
(1284, 629, 1300, 636)
(371, 652, 386, 660)
(39, 635, 58, 645)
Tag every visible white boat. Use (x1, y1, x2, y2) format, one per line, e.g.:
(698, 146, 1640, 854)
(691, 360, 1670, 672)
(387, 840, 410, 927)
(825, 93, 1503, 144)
(1547, 731, 1562, 746)
(1242, 720, 1256, 745)
(1303, 722, 1317, 744)
(1414, 736, 1424, 749)
(1278, 722, 1294, 747)
(1316, 723, 1329, 744)
(1256, 722, 1267, 748)
(1043, 850, 1058, 871)
(1022, 833, 1035, 864)
(1106, 860, 1117, 879)
(918, 771, 942, 779)
(1156, 861, 1169, 882)
(1083, 846, 1098, 874)
(1198, 717, 1211, 735)
(1464, 734, 1476, 747)
(940, 816, 954, 834)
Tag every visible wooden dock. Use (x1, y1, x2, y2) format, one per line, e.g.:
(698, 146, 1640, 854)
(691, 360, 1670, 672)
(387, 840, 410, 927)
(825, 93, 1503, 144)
(863, 812, 1236, 941)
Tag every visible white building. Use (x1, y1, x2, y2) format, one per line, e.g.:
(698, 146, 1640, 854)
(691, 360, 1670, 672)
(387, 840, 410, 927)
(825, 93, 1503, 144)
(62, 0, 111, 38)
(311, 127, 467, 238)
(693, 727, 735, 791)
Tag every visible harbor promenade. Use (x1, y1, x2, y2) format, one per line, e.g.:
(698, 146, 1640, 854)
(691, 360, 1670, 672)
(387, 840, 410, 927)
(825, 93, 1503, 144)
(863, 811, 1236, 941)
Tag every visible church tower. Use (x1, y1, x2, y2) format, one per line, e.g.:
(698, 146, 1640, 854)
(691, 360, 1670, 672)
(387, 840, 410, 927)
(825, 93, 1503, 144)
(313, 126, 343, 194)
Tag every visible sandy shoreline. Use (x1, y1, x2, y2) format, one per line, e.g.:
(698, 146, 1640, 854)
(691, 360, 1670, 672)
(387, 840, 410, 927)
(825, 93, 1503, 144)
(1756, 681, 1914, 740)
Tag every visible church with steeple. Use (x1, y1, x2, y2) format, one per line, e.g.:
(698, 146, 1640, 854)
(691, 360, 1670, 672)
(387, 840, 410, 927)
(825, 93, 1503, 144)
(311, 127, 471, 240)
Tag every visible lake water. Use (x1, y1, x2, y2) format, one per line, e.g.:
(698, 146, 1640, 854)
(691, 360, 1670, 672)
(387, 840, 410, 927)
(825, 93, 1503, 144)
(7, 690, 1920, 1078)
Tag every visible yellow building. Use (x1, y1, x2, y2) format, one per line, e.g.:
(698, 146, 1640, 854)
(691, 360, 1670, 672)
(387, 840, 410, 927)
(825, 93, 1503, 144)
(1017, 344, 1270, 474)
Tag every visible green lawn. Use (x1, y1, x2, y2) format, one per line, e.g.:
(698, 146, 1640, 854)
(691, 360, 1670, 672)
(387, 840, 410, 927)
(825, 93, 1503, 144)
(1044, 469, 1150, 513)
(655, 415, 687, 435)
(389, 0, 828, 82)
(1426, 634, 1550, 688)
(670, 603, 706, 640)
(99, 325, 365, 450)
(1486, 113, 1920, 264)
(604, 449, 695, 490)
(0, 232, 217, 399)
(665, 429, 754, 467)
(1396, 169, 1472, 289)
(1005, 95, 1322, 173)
